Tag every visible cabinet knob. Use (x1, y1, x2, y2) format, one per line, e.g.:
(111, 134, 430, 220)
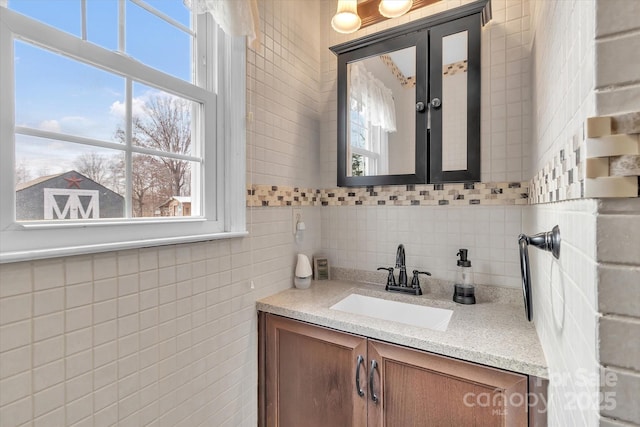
(430, 98, 442, 109)
(415, 101, 426, 112)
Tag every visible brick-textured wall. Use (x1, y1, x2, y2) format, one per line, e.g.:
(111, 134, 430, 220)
(594, 1, 640, 425)
(597, 199, 640, 426)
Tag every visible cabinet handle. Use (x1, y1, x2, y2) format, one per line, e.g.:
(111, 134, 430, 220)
(355, 355, 365, 397)
(369, 359, 379, 404)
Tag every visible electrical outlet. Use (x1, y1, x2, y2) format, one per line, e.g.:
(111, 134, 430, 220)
(292, 208, 302, 234)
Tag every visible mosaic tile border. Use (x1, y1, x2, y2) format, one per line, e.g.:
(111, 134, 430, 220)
(530, 111, 640, 204)
(246, 113, 640, 207)
(443, 59, 468, 76)
(380, 54, 415, 88)
(530, 129, 584, 204)
(246, 182, 529, 207)
(246, 186, 319, 207)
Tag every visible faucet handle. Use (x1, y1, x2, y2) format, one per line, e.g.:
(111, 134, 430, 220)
(410, 270, 431, 289)
(377, 267, 396, 290)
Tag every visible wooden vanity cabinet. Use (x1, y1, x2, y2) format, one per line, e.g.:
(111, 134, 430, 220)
(259, 313, 529, 427)
(261, 312, 367, 426)
(367, 339, 528, 426)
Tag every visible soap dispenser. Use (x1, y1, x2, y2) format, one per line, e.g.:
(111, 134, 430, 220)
(453, 249, 476, 304)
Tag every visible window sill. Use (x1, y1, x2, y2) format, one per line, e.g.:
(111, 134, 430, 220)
(0, 230, 248, 264)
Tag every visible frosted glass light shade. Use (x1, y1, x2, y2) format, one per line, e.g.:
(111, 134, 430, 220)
(331, 0, 361, 34)
(378, 0, 413, 18)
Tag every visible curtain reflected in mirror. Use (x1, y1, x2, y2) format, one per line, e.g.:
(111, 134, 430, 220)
(347, 46, 416, 177)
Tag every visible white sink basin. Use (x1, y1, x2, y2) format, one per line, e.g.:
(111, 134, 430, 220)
(330, 293, 453, 332)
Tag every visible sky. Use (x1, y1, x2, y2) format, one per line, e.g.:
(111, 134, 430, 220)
(10, 0, 193, 180)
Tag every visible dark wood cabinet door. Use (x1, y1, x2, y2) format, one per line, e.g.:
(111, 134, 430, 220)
(367, 339, 528, 427)
(262, 314, 368, 427)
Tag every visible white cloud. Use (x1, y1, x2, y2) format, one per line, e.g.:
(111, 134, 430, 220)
(38, 119, 61, 132)
(109, 96, 148, 118)
(109, 100, 125, 118)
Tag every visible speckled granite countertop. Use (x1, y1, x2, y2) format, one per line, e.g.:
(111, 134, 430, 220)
(257, 280, 548, 378)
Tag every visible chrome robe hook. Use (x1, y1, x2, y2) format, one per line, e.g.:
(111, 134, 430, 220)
(518, 225, 561, 321)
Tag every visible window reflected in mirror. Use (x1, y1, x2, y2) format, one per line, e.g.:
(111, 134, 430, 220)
(347, 46, 416, 177)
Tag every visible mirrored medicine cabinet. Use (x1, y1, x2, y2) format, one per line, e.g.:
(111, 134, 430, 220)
(330, 0, 491, 187)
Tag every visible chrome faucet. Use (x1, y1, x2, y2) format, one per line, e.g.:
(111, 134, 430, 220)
(395, 244, 407, 287)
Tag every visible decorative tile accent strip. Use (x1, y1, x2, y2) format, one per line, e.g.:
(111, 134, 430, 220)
(379, 54, 415, 88)
(247, 182, 529, 207)
(530, 129, 584, 204)
(583, 121, 639, 197)
(443, 59, 468, 76)
(246, 186, 319, 207)
(530, 111, 640, 203)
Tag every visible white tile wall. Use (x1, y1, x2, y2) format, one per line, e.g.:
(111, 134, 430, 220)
(526, 0, 628, 426)
(246, 0, 322, 188)
(321, 204, 524, 287)
(3, 0, 636, 425)
(524, 201, 600, 427)
(0, 207, 321, 427)
(529, 0, 596, 175)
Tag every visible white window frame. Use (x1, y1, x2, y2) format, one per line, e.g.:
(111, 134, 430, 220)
(0, 5, 246, 263)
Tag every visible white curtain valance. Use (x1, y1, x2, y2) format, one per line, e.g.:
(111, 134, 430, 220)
(350, 62, 397, 133)
(188, 0, 261, 50)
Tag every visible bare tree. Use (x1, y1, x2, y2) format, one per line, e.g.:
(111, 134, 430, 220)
(114, 94, 192, 216)
(37, 166, 51, 177)
(131, 155, 173, 217)
(133, 96, 191, 196)
(107, 156, 126, 195)
(15, 161, 32, 185)
(74, 153, 109, 184)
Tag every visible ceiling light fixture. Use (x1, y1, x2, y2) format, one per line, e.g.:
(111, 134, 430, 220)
(331, 0, 362, 34)
(378, 0, 413, 18)
(331, 0, 418, 34)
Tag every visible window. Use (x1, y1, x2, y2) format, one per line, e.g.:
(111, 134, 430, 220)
(349, 110, 388, 176)
(347, 61, 396, 177)
(0, 1, 246, 262)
